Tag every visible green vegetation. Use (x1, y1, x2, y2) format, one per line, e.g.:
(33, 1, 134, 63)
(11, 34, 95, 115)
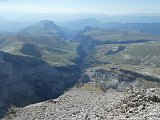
(0, 34, 79, 66)
(39, 42, 78, 66)
(93, 42, 160, 68)
(79, 83, 104, 93)
(0, 21, 80, 66)
(76, 27, 160, 68)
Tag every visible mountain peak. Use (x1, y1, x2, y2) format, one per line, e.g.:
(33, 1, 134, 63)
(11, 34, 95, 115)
(40, 20, 54, 23)
(39, 20, 55, 26)
(21, 20, 65, 37)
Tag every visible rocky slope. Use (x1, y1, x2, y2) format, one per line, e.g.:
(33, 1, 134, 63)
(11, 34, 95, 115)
(2, 86, 160, 120)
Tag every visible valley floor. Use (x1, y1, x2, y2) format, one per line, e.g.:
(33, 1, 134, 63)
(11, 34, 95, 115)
(2, 86, 160, 120)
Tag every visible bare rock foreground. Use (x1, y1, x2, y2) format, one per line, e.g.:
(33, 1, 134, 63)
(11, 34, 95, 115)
(2, 86, 160, 120)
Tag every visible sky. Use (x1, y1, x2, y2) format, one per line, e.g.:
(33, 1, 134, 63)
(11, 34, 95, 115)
(0, 0, 160, 15)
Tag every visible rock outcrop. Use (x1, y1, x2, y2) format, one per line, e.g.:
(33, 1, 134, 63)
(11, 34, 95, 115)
(80, 66, 160, 92)
(115, 88, 160, 119)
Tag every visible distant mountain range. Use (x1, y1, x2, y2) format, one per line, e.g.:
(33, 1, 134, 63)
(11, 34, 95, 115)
(60, 18, 160, 35)
(2, 14, 160, 33)
(60, 18, 102, 30)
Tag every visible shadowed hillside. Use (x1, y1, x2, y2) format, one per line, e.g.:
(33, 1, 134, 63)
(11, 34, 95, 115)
(0, 51, 81, 118)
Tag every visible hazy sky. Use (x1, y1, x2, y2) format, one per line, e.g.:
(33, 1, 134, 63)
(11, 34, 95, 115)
(0, 0, 160, 15)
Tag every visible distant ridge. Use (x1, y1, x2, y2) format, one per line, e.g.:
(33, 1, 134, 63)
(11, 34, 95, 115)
(60, 18, 160, 34)
(60, 18, 103, 30)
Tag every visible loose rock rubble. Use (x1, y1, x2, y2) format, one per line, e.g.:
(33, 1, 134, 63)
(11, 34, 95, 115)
(1, 87, 160, 120)
(114, 88, 160, 119)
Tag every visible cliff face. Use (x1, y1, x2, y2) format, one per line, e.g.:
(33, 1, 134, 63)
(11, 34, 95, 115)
(0, 51, 81, 118)
(79, 65, 160, 92)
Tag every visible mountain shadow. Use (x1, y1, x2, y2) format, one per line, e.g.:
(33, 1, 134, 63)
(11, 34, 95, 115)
(20, 44, 42, 58)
